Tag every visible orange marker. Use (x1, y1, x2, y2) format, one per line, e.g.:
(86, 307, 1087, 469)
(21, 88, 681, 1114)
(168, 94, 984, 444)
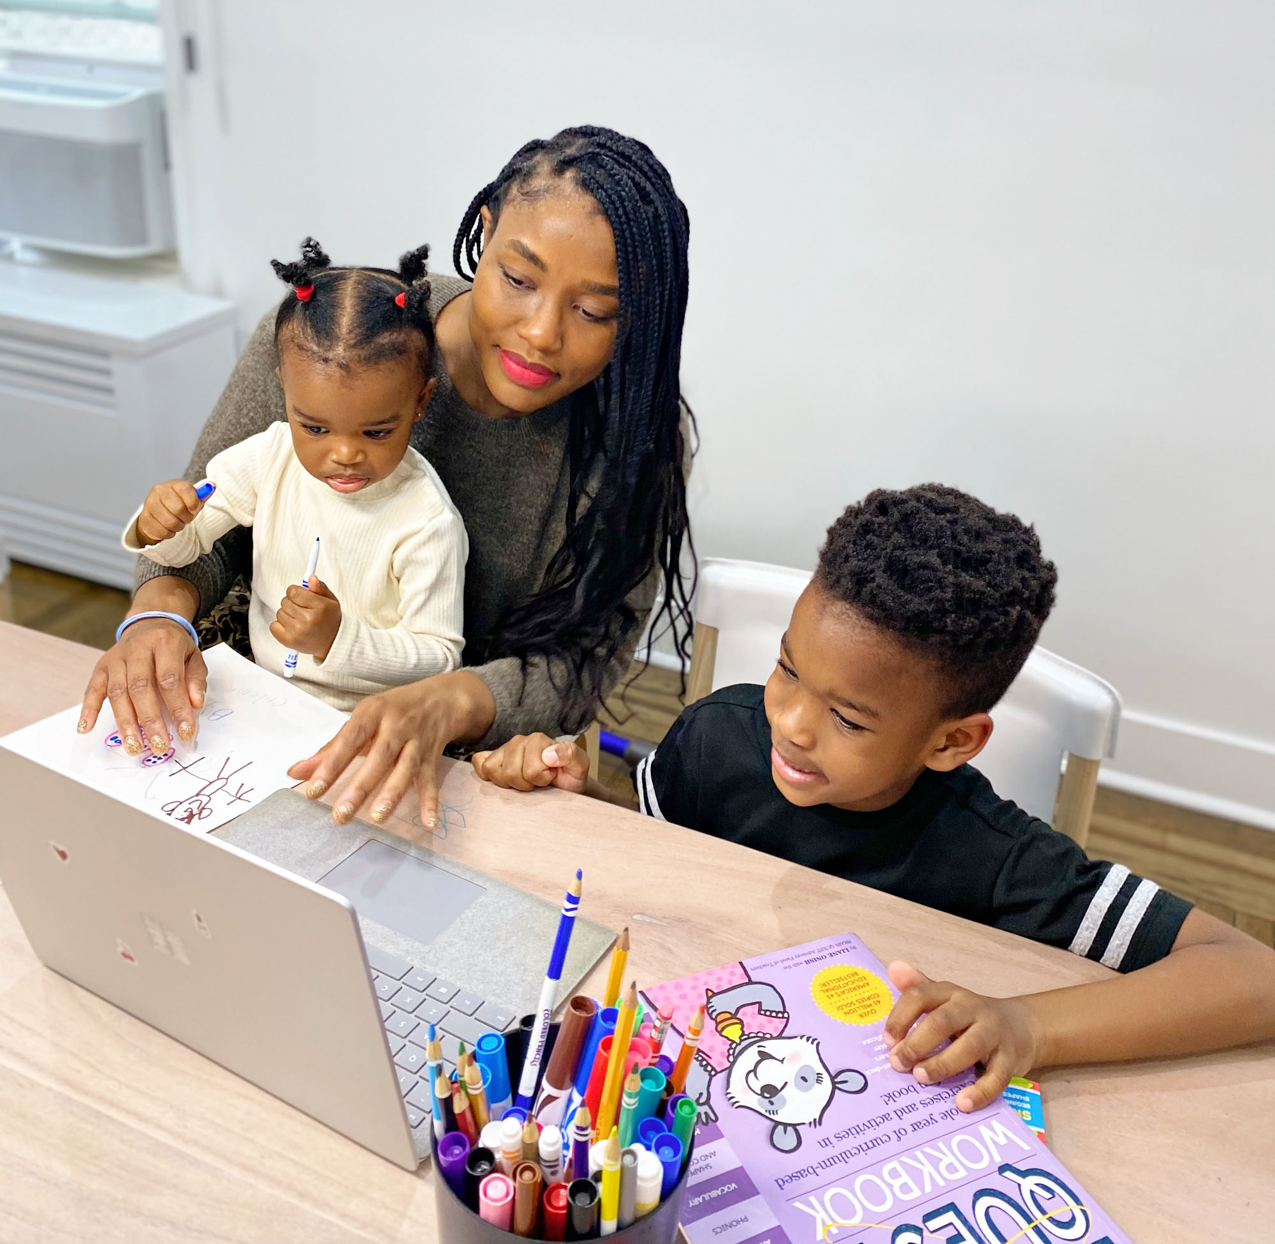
(669, 1004, 705, 1095)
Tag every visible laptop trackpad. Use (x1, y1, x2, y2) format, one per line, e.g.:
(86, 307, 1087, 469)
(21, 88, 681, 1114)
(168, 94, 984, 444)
(318, 840, 484, 945)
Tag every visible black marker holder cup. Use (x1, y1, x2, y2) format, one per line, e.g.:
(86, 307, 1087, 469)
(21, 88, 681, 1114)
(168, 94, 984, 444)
(436, 1017, 692, 1242)
(432, 1133, 694, 1244)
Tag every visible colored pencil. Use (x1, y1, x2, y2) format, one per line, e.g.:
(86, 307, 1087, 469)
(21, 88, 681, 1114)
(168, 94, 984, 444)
(594, 982, 636, 1140)
(426, 1027, 446, 1140)
(652, 1003, 673, 1054)
(522, 1118, 540, 1163)
(514, 869, 583, 1111)
(603, 927, 629, 1008)
(669, 1004, 705, 1095)
(453, 1081, 479, 1145)
(465, 1058, 491, 1130)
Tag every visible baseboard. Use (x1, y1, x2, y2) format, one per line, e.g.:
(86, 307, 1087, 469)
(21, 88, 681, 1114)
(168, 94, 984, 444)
(1101, 709, 1275, 833)
(0, 492, 135, 590)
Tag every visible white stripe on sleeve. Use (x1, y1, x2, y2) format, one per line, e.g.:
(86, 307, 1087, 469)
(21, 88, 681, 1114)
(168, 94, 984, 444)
(1067, 864, 1131, 958)
(1100, 879, 1160, 970)
(636, 751, 665, 821)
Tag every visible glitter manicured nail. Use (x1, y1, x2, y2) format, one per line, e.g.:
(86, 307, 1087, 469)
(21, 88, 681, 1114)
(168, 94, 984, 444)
(76, 720, 89, 734)
(306, 780, 328, 799)
(334, 804, 353, 824)
(124, 738, 142, 756)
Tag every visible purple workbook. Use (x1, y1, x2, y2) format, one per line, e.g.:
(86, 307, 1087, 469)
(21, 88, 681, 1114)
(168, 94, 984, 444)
(643, 932, 1130, 1244)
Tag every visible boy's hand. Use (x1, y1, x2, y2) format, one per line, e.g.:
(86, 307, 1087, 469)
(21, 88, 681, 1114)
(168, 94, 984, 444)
(270, 576, 341, 661)
(881, 961, 1041, 1113)
(136, 480, 207, 546)
(471, 733, 590, 794)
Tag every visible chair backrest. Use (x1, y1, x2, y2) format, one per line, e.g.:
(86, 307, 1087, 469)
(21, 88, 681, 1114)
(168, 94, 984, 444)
(690, 557, 1121, 825)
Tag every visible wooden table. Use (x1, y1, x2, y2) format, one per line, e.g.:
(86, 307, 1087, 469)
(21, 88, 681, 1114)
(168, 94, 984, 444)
(0, 621, 1271, 1242)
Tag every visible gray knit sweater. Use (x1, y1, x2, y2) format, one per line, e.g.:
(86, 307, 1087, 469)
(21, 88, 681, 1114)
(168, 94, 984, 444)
(136, 275, 661, 748)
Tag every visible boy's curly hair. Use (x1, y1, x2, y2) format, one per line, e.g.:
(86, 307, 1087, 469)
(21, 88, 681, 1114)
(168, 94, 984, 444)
(814, 484, 1058, 717)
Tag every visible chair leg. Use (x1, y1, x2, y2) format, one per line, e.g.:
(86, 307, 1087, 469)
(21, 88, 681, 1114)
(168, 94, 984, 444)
(1054, 754, 1101, 849)
(582, 721, 601, 780)
(685, 621, 719, 705)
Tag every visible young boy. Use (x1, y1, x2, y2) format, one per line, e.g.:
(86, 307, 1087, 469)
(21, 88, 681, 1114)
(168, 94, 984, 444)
(471, 484, 1275, 1111)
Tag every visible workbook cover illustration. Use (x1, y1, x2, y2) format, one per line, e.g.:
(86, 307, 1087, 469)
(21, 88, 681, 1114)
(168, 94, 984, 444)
(643, 933, 1129, 1244)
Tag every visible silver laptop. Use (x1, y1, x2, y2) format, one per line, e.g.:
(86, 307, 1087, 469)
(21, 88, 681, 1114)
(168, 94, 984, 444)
(0, 750, 612, 1169)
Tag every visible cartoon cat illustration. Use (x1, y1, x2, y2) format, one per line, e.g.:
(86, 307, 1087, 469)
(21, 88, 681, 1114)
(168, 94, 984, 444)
(682, 979, 867, 1153)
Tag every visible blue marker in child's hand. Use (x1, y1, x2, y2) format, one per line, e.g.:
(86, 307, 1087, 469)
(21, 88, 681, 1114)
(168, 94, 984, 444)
(283, 537, 321, 679)
(194, 479, 216, 501)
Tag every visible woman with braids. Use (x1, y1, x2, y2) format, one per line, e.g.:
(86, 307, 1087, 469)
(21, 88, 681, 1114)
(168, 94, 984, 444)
(78, 125, 695, 828)
(117, 241, 467, 710)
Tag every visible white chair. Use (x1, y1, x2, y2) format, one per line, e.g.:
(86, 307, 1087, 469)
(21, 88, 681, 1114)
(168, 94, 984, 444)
(687, 557, 1121, 847)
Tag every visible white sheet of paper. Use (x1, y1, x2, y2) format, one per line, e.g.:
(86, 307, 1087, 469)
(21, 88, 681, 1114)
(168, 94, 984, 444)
(0, 644, 348, 832)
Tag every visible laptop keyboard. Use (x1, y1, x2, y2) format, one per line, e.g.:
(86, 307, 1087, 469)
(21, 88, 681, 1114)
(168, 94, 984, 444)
(365, 943, 519, 1148)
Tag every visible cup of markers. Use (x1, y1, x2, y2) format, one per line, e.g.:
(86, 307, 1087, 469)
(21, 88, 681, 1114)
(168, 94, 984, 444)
(431, 872, 696, 1242)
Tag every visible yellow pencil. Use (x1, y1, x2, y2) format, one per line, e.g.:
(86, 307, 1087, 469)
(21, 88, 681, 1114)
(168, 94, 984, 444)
(603, 927, 629, 1009)
(595, 981, 636, 1141)
(599, 1127, 621, 1236)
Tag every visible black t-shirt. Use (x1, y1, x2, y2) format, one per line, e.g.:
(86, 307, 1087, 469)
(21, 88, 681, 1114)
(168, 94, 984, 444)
(636, 685, 1191, 973)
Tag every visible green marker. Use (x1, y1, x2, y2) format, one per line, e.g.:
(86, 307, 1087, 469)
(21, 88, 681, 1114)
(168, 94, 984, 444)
(670, 1094, 696, 1155)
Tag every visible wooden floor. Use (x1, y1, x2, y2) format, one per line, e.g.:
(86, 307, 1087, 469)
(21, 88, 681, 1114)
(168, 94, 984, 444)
(5, 559, 1273, 948)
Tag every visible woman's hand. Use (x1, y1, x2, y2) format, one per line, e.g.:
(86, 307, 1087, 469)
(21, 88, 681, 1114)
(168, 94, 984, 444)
(79, 577, 207, 755)
(287, 670, 497, 827)
(880, 961, 1041, 1113)
(471, 734, 591, 794)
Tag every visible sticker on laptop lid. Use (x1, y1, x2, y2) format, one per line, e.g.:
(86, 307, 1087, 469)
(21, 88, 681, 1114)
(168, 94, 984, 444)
(48, 840, 69, 863)
(116, 938, 138, 966)
(191, 910, 211, 939)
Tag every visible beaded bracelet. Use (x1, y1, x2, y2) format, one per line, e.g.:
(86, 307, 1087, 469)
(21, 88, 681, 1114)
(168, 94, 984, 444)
(115, 611, 200, 649)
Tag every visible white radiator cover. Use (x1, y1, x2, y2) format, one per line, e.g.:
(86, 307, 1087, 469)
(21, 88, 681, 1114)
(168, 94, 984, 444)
(0, 261, 236, 589)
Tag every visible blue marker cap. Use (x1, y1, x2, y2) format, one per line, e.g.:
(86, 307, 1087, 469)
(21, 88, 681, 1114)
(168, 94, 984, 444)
(194, 479, 215, 501)
(475, 1031, 512, 1115)
(654, 1132, 684, 1199)
(637, 1116, 668, 1149)
(501, 1106, 527, 1125)
(655, 1054, 674, 1079)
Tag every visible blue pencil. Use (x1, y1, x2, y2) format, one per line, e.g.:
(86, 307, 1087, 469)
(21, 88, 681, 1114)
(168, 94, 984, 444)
(425, 1021, 446, 1140)
(513, 869, 582, 1111)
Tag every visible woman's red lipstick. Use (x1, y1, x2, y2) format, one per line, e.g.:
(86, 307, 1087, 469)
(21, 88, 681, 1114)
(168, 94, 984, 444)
(499, 349, 557, 388)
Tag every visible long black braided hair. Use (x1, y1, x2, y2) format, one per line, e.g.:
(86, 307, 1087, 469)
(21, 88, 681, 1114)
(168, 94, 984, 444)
(271, 237, 436, 375)
(454, 126, 695, 708)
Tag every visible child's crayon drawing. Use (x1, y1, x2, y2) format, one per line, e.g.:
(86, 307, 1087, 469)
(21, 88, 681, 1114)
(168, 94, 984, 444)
(1, 644, 348, 833)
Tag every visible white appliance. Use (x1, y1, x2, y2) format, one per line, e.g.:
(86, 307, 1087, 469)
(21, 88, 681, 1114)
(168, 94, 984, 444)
(0, 258, 235, 588)
(0, 5, 169, 258)
(0, 68, 173, 257)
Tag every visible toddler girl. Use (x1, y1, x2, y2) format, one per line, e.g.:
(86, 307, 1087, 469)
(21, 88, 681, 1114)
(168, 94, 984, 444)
(122, 239, 467, 711)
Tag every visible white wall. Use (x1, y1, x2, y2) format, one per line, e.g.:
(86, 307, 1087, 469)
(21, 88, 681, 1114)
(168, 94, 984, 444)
(160, 1, 1275, 827)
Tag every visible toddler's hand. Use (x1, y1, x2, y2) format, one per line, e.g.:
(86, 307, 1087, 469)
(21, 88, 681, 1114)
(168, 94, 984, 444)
(270, 576, 341, 661)
(881, 961, 1041, 1113)
(136, 480, 207, 546)
(471, 733, 591, 794)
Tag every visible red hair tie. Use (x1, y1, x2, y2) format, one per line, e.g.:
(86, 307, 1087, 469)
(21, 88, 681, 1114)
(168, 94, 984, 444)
(394, 291, 407, 308)
(294, 284, 314, 302)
